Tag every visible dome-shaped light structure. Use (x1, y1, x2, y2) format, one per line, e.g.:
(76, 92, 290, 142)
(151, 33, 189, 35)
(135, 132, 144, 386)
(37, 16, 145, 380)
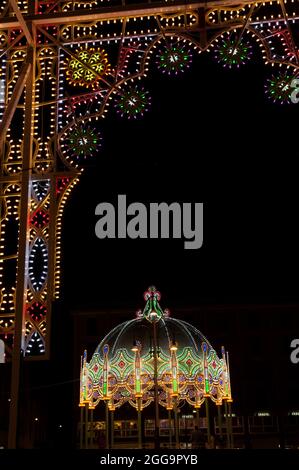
(79, 287, 232, 415)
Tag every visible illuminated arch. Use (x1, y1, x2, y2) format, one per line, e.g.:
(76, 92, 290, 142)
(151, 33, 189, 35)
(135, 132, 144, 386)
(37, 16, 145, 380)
(0, 0, 298, 358)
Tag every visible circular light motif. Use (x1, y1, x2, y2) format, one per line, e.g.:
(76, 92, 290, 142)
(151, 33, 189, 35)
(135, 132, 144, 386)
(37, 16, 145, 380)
(62, 125, 102, 167)
(215, 36, 252, 68)
(156, 43, 192, 75)
(265, 72, 297, 104)
(66, 47, 111, 88)
(27, 302, 47, 322)
(30, 209, 49, 229)
(115, 86, 151, 119)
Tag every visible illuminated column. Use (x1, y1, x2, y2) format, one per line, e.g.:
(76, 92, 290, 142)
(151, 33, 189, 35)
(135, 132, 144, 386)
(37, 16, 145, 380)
(152, 319, 160, 449)
(222, 346, 233, 448)
(202, 342, 210, 397)
(132, 340, 142, 449)
(79, 354, 84, 449)
(221, 346, 230, 448)
(82, 350, 89, 449)
(102, 344, 110, 449)
(221, 346, 229, 399)
(82, 350, 88, 403)
(226, 351, 234, 448)
(8, 30, 37, 448)
(80, 350, 90, 449)
(170, 340, 179, 449)
(132, 340, 142, 399)
(79, 353, 84, 404)
(194, 390, 201, 428)
(226, 350, 233, 403)
(170, 340, 178, 397)
(102, 344, 109, 400)
(202, 342, 211, 445)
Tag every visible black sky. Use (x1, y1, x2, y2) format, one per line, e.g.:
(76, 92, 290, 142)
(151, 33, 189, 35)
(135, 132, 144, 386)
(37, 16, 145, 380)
(61, 51, 299, 310)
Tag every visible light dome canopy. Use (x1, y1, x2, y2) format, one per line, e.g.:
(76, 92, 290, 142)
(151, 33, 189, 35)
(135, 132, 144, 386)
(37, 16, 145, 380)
(80, 287, 232, 411)
(95, 316, 212, 360)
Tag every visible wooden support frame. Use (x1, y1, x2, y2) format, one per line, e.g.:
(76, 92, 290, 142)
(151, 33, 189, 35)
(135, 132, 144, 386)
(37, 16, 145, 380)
(0, 0, 285, 30)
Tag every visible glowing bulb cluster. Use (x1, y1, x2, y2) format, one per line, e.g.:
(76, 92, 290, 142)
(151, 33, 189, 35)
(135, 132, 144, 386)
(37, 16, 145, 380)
(265, 71, 297, 104)
(156, 43, 192, 75)
(62, 125, 102, 167)
(115, 85, 151, 119)
(27, 302, 47, 322)
(66, 46, 111, 89)
(30, 210, 49, 229)
(214, 34, 252, 68)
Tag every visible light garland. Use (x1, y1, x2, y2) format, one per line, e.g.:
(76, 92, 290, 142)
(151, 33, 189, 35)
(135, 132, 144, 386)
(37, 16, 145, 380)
(62, 124, 102, 166)
(114, 85, 151, 119)
(213, 32, 252, 68)
(156, 41, 192, 75)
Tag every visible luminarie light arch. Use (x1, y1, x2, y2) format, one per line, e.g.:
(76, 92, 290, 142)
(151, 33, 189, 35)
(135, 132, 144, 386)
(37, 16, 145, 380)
(0, 0, 298, 360)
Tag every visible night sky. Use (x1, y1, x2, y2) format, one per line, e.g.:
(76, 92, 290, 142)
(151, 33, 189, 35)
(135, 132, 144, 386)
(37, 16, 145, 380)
(61, 50, 299, 311)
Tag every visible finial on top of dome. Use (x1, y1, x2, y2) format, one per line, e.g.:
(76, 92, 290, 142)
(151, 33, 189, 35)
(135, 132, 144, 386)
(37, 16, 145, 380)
(144, 286, 161, 301)
(142, 286, 164, 323)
